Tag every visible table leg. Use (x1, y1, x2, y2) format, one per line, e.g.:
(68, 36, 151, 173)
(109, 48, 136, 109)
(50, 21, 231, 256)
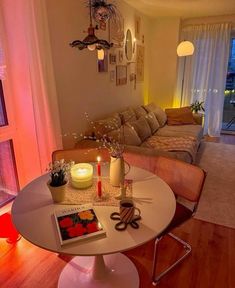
(58, 253, 139, 288)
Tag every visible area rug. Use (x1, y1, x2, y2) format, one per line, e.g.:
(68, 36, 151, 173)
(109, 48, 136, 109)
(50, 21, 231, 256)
(194, 142, 235, 229)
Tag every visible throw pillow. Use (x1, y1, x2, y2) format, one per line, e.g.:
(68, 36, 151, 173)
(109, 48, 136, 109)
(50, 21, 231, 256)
(119, 107, 137, 124)
(134, 106, 148, 119)
(144, 103, 167, 127)
(145, 112, 160, 134)
(128, 116, 152, 142)
(107, 125, 142, 146)
(93, 113, 122, 138)
(165, 107, 197, 125)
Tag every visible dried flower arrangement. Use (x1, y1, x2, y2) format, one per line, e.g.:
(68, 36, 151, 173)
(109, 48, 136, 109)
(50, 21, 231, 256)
(83, 112, 125, 158)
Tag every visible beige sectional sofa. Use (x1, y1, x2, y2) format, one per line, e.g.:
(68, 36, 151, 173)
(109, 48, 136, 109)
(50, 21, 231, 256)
(76, 103, 203, 164)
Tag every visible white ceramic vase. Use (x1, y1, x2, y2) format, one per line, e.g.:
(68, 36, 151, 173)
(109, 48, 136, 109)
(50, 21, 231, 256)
(47, 181, 67, 203)
(109, 156, 125, 187)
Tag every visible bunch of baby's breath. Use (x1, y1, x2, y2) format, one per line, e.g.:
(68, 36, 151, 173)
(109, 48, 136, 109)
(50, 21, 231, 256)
(48, 159, 74, 187)
(84, 112, 124, 158)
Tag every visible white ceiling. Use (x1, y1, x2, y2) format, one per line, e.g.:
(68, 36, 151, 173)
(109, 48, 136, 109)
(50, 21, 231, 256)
(123, 0, 235, 19)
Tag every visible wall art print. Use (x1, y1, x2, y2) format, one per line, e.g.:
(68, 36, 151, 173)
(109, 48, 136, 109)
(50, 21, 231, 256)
(116, 65, 127, 86)
(136, 45, 144, 82)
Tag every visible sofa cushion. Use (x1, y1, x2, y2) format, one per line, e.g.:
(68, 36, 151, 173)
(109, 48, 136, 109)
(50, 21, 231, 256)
(128, 116, 152, 142)
(155, 124, 203, 142)
(93, 113, 122, 138)
(142, 135, 198, 163)
(145, 112, 160, 134)
(134, 106, 148, 119)
(119, 107, 137, 124)
(165, 107, 196, 125)
(144, 103, 167, 127)
(107, 125, 142, 146)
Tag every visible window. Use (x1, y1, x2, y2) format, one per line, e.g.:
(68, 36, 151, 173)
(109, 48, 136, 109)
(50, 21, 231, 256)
(222, 37, 235, 131)
(0, 79, 8, 127)
(0, 140, 19, 207)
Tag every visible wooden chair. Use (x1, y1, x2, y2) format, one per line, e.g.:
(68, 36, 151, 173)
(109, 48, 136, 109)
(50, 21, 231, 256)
(123, 151, 206, 285)
(52, 147, 110, 163)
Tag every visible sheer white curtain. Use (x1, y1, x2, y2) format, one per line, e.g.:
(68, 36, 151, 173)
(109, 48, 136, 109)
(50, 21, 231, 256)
(1, 0, 62, 185)
(23, 0, 63, 168)
(178, 23, 231, 136)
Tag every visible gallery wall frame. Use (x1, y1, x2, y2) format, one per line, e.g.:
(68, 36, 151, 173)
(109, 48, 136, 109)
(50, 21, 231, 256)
(135, 15, 141, 40)
(136, 45, 144, 81)
(116, 65, 127, 85)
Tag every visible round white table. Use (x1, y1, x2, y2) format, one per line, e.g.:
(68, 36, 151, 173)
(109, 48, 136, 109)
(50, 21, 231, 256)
(12, 165, 176, 288)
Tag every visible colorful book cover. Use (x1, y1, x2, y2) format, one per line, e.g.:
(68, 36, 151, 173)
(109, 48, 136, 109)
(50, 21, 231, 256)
(54, 204, 106, 245)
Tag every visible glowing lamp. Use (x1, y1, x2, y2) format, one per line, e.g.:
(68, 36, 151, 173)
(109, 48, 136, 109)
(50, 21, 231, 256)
(88, 44, 96, 51)
(97, 49, 105, 60)
(71, 163, 93, 189)
(177, 41, 194, 57)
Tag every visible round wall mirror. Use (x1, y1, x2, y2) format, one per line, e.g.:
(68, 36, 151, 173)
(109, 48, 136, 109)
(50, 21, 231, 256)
(125, 29, 133, 61)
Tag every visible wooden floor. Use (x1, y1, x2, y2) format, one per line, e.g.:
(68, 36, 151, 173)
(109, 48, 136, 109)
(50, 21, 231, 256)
(1, 134, 235, 288)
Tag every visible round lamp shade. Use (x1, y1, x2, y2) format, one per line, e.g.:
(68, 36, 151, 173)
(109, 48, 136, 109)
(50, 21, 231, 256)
(177, 41, 194, 57)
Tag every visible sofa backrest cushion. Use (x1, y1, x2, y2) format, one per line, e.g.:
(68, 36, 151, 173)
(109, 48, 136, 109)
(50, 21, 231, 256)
(93, 113, 122, 138)
(128, 116, 152, 142)
(165, 106, 196, 125)
(144, 103, 167, 127)
(107, 125, 142, 146)
(134, 106, 148, 119)
(145, 112, 160, 134)
(119, 107, 137, 124)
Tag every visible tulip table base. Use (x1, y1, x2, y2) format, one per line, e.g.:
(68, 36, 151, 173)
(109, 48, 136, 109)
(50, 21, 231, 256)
(58, 253, 139, 288)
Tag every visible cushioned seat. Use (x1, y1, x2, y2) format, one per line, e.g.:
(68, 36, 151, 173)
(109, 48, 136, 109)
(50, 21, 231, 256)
(155, 124, 203, 141)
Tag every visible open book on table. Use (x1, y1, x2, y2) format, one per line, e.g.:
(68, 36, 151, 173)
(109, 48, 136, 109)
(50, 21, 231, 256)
(54, 204, 106, 246)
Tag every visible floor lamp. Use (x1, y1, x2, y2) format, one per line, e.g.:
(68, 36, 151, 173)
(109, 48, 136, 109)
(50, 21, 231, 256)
(177, 41, 195, 107)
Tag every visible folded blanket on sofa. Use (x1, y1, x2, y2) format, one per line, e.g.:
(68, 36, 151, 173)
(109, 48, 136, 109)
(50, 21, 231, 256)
(142, 136, 198, 163)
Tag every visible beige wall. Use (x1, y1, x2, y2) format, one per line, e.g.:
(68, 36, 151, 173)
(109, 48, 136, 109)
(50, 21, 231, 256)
(45, 0, 150, 148)
(148, 17, 181, 109)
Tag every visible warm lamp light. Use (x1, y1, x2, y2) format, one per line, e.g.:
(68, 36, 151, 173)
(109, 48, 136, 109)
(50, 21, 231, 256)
(71, 163, 93, 189)
(177, 41, 194, 57)
(97, 49, 105, 60)
(88, 44, 97, 51)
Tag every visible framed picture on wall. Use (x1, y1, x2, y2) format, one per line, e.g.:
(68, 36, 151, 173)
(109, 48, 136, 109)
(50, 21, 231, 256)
(109, 13, 125, 48)
(116, 65, 127, 85)
(119, 50, 124, 63)
(135, 15, 141, 40)
(110, 70, 115, 82)
(109, 53, 117, 65)
(136, 45, 144, 82)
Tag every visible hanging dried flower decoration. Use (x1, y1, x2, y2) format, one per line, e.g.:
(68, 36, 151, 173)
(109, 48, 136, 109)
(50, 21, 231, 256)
(90, 0, 116, 23)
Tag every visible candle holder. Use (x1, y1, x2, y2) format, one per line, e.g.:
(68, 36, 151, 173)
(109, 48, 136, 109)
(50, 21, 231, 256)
(93, 177, 109, 202)
(93, 189, 109, 202)
(70, 163, 93, 189)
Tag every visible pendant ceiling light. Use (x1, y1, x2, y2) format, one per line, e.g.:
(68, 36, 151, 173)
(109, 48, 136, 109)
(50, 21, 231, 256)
(70, 0, 113, 51)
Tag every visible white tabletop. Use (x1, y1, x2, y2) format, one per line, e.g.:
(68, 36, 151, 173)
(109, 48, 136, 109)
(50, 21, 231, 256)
(12, 165, 176, 256)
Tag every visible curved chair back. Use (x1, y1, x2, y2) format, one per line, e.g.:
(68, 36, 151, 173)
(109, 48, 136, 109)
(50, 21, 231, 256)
(52, 147, 110, 163)
(124, 152, 206, 203)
